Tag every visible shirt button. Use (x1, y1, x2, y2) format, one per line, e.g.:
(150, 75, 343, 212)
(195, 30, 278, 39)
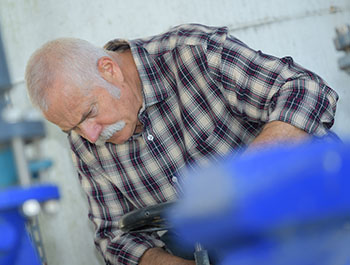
(172, 176, 178, 183)
(147, 134, 154, 141)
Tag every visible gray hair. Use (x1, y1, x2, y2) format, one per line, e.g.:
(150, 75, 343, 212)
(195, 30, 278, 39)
(25, 38, 120, 111)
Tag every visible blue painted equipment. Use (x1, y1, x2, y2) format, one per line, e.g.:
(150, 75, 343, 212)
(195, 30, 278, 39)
(0, 28, 59, 265)
(0, 145, 17, 187)
(0, 186, 60, 265)
(169, 140, 350, 265)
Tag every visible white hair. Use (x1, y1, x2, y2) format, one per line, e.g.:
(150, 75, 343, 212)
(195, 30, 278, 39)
(25, 38, 120, 111)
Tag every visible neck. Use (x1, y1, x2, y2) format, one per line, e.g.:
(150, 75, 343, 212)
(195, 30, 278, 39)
(110, 50, 143, 101)
(109, 50, 141, 86)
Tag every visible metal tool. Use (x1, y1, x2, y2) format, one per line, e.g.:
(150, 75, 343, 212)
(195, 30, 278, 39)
(334, 24, 350, 74)
(118, 201, 210, 265)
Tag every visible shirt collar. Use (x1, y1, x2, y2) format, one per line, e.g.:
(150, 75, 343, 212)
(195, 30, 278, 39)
(129, 39, 175, 109)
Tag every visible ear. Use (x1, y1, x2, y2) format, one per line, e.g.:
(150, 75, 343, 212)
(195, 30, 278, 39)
(97, 56, 124, 83)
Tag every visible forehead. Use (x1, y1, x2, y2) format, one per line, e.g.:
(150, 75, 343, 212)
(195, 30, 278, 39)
(43, 83, 92, 128)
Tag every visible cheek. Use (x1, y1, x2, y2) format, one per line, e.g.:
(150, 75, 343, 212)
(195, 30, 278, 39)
(101, 97, 137, 124)
(99, 101, 120, 122)
(116, 103, 134, 121)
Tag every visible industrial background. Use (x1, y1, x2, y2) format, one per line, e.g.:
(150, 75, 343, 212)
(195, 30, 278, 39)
(0, 0, 349, 264)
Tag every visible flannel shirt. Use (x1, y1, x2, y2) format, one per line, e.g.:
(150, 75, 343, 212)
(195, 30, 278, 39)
(68, 24, 338, 264)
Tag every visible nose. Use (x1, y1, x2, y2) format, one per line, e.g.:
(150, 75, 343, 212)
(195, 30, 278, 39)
(79, 120, 103, 143)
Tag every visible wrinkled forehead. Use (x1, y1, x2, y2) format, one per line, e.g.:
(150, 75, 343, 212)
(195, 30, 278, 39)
(43, 83, 90, 127)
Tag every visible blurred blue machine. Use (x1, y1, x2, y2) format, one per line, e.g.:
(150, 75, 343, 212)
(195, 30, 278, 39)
(169, 141, 350, 265)
(0, 29, 59, 265)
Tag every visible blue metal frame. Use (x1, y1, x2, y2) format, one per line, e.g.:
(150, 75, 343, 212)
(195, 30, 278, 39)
(0, 27, 60, 265)
(170, 140, 350, 265)
(0, 185, 59, 265)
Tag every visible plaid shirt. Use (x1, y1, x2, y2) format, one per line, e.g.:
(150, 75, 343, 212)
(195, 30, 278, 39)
(68, 24, 338, 264)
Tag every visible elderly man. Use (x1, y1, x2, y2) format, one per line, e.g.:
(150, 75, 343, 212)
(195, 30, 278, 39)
(25, 24, 338, 265)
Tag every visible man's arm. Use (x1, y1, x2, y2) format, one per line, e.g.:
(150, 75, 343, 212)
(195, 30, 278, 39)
(69, 133, 169, 265)
(218, 34, 338, 143)
(247, 120, 309, 151)
(140, 248, 195, 265)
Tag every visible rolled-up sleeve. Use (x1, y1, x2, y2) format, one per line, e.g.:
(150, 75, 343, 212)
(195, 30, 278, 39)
(220, 34, 338, 136)
(267, 57, 338, 136)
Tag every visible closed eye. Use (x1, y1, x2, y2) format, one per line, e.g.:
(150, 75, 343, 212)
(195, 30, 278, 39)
(61, 103, 98, 134)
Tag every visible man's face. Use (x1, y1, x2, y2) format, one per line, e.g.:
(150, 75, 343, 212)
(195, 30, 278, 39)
(44, 80, 142, 145)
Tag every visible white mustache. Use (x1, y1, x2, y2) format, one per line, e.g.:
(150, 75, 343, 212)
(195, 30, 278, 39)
(95, 120, 126, 146)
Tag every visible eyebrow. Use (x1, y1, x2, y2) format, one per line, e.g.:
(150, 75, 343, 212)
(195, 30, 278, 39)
(61, 105, 95, 134)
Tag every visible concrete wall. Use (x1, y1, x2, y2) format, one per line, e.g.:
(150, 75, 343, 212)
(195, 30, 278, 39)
(0, 0, 349, 264)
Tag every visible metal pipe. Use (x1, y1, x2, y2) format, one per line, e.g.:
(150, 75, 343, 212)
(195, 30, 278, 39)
(11, 137, 31, 186)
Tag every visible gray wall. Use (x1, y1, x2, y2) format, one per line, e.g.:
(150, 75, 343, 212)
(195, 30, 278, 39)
(1, 1, 349, 264)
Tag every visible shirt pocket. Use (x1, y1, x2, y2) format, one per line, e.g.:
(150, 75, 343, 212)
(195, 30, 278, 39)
(185, 114, 246, 163)
(183, 109, 218, 158)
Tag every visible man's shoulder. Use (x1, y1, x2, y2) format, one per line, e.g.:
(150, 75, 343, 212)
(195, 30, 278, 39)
(130, 23, 228, 56)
